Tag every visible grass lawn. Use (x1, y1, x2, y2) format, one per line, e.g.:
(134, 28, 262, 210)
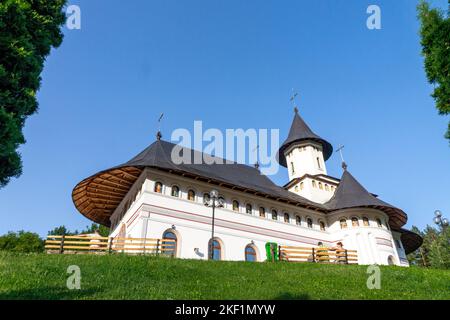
(0, 252, 449, 300)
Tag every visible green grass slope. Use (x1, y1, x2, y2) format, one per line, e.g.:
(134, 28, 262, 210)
(0, 252, 449, 300)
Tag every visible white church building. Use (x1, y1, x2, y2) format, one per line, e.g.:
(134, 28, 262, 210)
(72, 109, 422, 266)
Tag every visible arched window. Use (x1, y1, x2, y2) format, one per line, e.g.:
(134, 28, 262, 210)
(340, 219, 348, 229)
(325, 184, 329, 191)
(387, 255, 395, 265)
(259, 207, 266, 218)
(203, 193, 210, 205)
(245, 204, 252, 215)
(376, 218, 383, 228)
(296, 215, 301, 226)
(218, 196, 225, 207)
(209, 238, 222, 260)
(300, 182, 304, 190)
(318, 182, 323, 190)
(312, 180, 317, 188)
(245, 245, 257, 262)
(362, 217, 369, 226)
(154, 182, 163, 193)
(351, 217, 359, 227)
(187, 189, 196, 201)
(171, 186, 180, 197)
(290, 162, 295, 174)
(284, 213, 290, 223)
(232, 200, 240, 212)
(162, 230, 177, 257)
(294, 185, 299, 192)
(271, 210, 278, 221)
(319, 221, 326, 231)
(307, 218, 313, 228)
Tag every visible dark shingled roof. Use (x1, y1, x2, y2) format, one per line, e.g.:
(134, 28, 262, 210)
(123, 139, 325, 209)
(72, 139, 328, 226)
(278, 110, 333, 167)
(325, 169, 407, 228)
(392, 228, 423, 255)
(72, 139, 415, 246)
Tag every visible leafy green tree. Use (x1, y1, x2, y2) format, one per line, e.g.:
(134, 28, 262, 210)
(47, 225, 77, 236)
(0, 231, 44, 253)
(428, 225, 450, 269)
(407, 224, 449, 269)
(417, 1, 450, 141)
(0, 0, 67, 188)
(47, 223, 109, 237)
(80, 223, 110, 237)
(407, 226, 427, 266)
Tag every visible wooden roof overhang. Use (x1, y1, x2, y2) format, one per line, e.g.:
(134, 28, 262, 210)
(72, 166, 143, 226)
(392, 228, 423, 254)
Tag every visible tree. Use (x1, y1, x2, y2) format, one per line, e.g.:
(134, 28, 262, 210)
(427, 225, 450, 269)
(47, 225, 77, 236)
(80, 223, 110, 237)
(47, 223, 110, 237)
(0, 231, 44, 253)
(407, 224, 449, 269)
(417, 1, 450, 141)
(0, 0, 67, 188)
(407, 226, 427, 266)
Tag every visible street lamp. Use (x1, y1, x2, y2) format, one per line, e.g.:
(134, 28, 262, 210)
(434, 210, 449, 228)
(204, 189, 224, 260)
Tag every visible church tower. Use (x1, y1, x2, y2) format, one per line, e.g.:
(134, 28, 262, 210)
(278, 108, 333, 180)
(278, 108, 336, 203)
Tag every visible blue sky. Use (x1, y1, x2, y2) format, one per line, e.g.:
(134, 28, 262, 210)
(0, 0, 448, 236)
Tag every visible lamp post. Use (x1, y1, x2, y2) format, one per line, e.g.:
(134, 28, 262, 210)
(204, 189, 224, 260)
(433, 210, 449, 229)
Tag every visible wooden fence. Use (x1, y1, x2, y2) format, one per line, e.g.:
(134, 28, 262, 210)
(45, 235, 176, 255)
(279, 245, 358, 264)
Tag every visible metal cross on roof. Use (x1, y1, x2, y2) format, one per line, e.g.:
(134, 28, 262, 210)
(290, 89, 299, 113)
(157, 113, 164, 140)
(252, 145, 260, 170)
(336, 144, 348, 170)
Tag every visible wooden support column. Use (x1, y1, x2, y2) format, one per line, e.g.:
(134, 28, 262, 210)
(59, 234, 65, 254)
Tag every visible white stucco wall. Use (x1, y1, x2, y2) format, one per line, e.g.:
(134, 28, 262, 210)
(109, 169, 408, 267)
(284, 142, 327, 180)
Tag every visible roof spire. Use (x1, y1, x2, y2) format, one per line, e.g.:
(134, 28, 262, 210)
(277, 104, 334, 167)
